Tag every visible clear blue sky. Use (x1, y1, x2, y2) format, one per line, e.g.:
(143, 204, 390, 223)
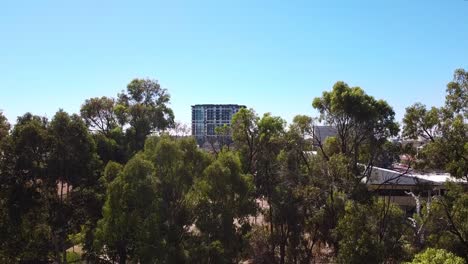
(1, 0, 467, 126)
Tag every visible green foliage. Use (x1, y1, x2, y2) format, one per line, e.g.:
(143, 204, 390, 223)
(94, 155, 160, 263)
(214, 124, 234, 150)
(0, 111, 102, 263)
(95, 136, 211, 263)
(66, 251, 82, 263)
(245, 226, 276, 263)
(80, 96, 118, 135)
(403, 69, 468, 180)
(312, 81, 399, 146)
(255, 113, 286, 195)
(362, 140, 402, 169)
(335, 199, 407, 264)
(48, 110, 100, 187)
(231, 108, 288, 197)
(103, 161, 123, 185)
(188, 150, 256, 263)
(403, 103, 441, 141)
(80, 79, 175, 162)
(92, 128, 128, 164)
(406, 248, 466, 264)
(0, 111, 9, 142)
(48, 110, 102, 262)
(117, 78, 175, 153)
(231, 108, 260, 174)
(445, 69, 467, 117)
(1, 70, 467, 263)
(312, 81, 399, 194)
(0, 113, 52, 262)
(291, 115, 314, 136)
(425, 183, 468, 258)
(145, 136, 211, 263)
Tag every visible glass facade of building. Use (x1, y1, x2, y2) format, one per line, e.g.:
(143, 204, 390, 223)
(191, 104, 246, 145)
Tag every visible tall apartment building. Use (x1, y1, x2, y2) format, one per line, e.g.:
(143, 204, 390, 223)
(191, 104, 246, 145)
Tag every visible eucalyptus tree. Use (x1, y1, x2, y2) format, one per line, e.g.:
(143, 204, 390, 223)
(403, 69, 467, 180)
(445, 68, 467, 117)
(0, 111, 9, 142)
(47, 110, 102, 262)
(94, 155, 159, 264)
(117, 79, 175, 154)
(188, 150, 256, 263)
(425, 182, 468, 259)
(95, 135, 211, 263)
(80, 78, 175, 163)
(231, 108, 260, 175)
(80, 96, 119, 136)
(80, 96, 128, 164)
(232, 111, 327, 263)
(0, 110, 102, 263)
(400, 69, 467, 259)
(145, 136, 211, 263)
(312, 81, 399, 196)
(269, 117, 319, 264)
(0, 113, 51, 262)
(335, 199, 407, 264)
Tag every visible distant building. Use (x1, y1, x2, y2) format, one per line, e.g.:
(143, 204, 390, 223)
(312, 125, 337, 145)
(191, 104, 246, 146)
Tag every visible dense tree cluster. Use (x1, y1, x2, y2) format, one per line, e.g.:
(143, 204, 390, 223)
(0, 71, 466, 263)
(403, 69, 468, 180)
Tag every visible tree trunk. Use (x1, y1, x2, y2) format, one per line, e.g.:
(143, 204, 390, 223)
(269, 198, 275, 256)
(280, 243, 286, 264)
(118, 250, 127, 264)
(279, 238, 286, 264)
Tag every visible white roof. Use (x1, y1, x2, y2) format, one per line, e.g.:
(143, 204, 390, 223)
(412, 173, 465, 183)
(366, 165, 466, 185)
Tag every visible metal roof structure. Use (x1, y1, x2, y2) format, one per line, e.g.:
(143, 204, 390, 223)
(365, 166, 465, 186)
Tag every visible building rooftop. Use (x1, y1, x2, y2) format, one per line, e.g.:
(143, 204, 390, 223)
(191, 104, 246, 108)
(365, 166, 466, 186)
